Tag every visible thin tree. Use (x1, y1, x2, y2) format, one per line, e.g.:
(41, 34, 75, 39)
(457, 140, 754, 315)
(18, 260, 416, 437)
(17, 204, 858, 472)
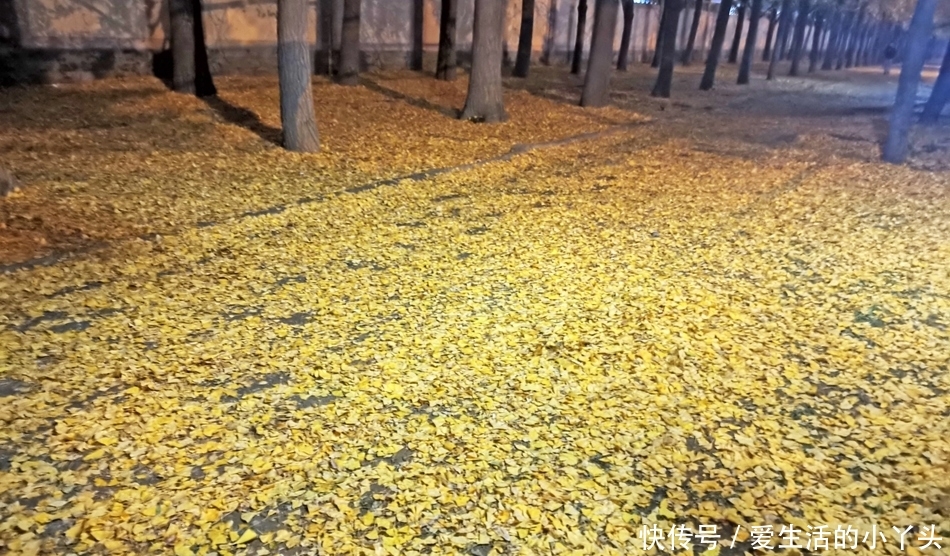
(883, 0, 937, 163)
(618, 0, 637, 70)
(845, 5, 865, 67)
(808, 11, 824, 71)
(461, 0, 508, 122)
(652, 0, 686, 96)
(821, 3, 841, 69)
(763, 5, 778, 60)
(436, 0, 458, 80)
(411, 0, 424, 70)
(169, 0, 216, 96)
(738, 0, 764, 83)
(541, 1, 559, 64)
(836, 10, 853, 69)
(865, 21, 877, 64)
(514, 0, 536, 77)
(652, 4, 668, 67)
(682, 0, 705, 64)
(788, 0, 809, 75)
(700, 0, 735, 89)
(337, 0, 361, 85)
(650, 4, 666, 68)
(192, 0, 216, 96)
(278, 0, 320, 152)
(170, 0, 196, 93)
(581, 0, 621, 106)
(766, 0, 793, 78)
(728, 1, 747, 62)
(921, 39, 950, 122)
(571, 0, 590, 74)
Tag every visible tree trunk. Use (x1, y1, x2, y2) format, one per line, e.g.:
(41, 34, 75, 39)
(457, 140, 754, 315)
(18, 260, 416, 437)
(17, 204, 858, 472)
(581, 0, 620, 106)
(652, 0, 685, 97)
(883, 0, 936, 163)
(845, 6, 864, 68)
(436, 0, 458, 80)
(192, 0, 216, 97)
(808, 12, 823, 72)
(788, 0, 808, 75)
(700, 0, 734, 89)
(278, 0, 320, 152)
(737, 0, 762, 83)
(169, 0, 216, 96)
(652, 4, 667, 67)
(859, 22, 881, 66)
(779, 13, 792, 58)
(461, 0, 507, 122)
(762, 6, 777, 61)
(821, 5, 840, 69)
(835, 11, 852, 69)
(618, 0, 636, 70)
(513, 0, 536, 77)
(170, 0, 197, 93)
(728, 2, 746, 63)
(571, 0, 589, 74)
(411, 0, 424, 70)
(337, 0, 361, 85)
(921, 39, 950, 122)
(681, 0, 704, 64)
(541, 0, 558, 64)
(766, 0, 793, 79)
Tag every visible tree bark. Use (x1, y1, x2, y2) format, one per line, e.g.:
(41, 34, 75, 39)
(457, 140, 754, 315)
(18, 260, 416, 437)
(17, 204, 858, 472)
(737, 0, 762, 83)
(581, 0, 620, 106)
(170, 0, 196, 93)
(411, 0, 424, 70)
(821, 4, 840, 69)
(652, 4, 667, 67)
(541, 0, 558, 64)
(883, 0, 937, 163)
(762, 6, 777, 61)
(858, 21, 881, 66)
(337, 0, 361, 85)
(845, 6, 864, 68)
(169, 0, 216, 96)
(436, 0, 458, 80)
(618, 0, 636, 70)
(681, 0, 704, 64)
(788, 0, 808, 75)
(652, 0, 685, 97)
(461, 0, 508, 122)
(766, 0, 793, 79)
(808, 12, 823, 72)
(921, 39, 950, 122)
(835, 11, 853, 69)
(513, 0, 536, 77)
(571, 0, 589, 74)
(728, 2, 746, 63)
(700, 0, 734, 89)
(278, 0, 320, 152)
(192, 0, 216, 97)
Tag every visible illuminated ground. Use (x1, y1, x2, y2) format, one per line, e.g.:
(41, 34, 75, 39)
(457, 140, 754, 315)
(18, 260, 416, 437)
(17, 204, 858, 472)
(1, 63, 949, 555)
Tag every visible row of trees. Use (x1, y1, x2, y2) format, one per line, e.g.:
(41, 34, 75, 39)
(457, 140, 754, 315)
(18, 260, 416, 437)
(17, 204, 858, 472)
(163, 0, 947, 164)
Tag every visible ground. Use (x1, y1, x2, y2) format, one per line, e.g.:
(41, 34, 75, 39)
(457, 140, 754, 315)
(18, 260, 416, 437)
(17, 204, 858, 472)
(1, 60, 949, 556)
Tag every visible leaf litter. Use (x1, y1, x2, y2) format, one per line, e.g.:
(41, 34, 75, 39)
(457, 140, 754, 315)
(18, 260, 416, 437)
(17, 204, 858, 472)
(1, 66, 950, 556)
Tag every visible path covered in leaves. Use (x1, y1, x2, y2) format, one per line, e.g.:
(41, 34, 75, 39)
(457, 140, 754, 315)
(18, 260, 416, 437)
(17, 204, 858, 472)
(2, 66, 950, 555)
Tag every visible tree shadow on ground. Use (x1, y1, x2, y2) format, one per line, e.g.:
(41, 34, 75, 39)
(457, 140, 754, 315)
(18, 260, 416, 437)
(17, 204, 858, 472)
(359, 77, 459, 118)
(202, 96, 282, 146)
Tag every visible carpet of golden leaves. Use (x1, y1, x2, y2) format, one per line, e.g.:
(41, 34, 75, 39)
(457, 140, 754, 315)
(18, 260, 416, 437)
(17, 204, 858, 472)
(1, 65, 950, 556)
